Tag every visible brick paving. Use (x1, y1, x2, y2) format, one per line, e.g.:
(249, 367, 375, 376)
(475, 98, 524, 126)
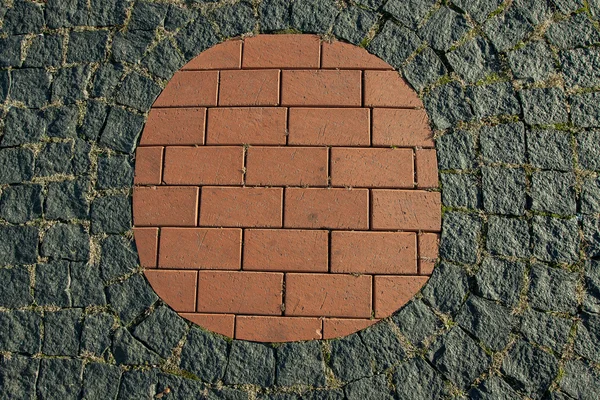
(133, 35, 440, 342)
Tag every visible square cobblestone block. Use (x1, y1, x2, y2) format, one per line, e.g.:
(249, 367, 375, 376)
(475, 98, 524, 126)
(91, 63, 124, 98)
(403, 48, 448, 92)
(418, 7, 471, 51)
(276, 341, 326, 387)
(133, 305, 187, 359)
(333, 6, 377, 45)
(117, 369, 157, 400)
(52, 65, 90, 104)
(393, 357, 447, 400)
(532, 216, 579, 263)
(0, 310, 41, 354)
(70, 262, 106, 307)
(577, 130, 600, 170)
(392, 299, 442, 346)
(329, 334, 373, 382)
(467, 82, 521, 118)
(527, 129, 574, 171)
(367, 21, 421, 68)
(571, 92, 600, 128)
(35, 260, 70, 307)
(225, 341, 275, 386)
(24, 34, 63, 67)
(99, 107, 145, 153)
(528, 263, 579, 314)
(0, 266, 33, 307)
(260, 0, 291, 31)
(100, 235, 138, 281)
(174, 15, 219, 59)
(436, 130, 476, 169)
(482, 167, 526, 215)
(37, 358, 83, 400)
(480, 122, 525, 164)
(115, 72, 161, 111)
(546, 13, 600, 50)
(0, 184, 43, 224)
(457, 295, 514, 351)
(82, 363, 121, 400)
(88, 0, 130, 26)
(112, 30, 154, 64)
(67, 30, 108, 63)
(45, 179, 89, 220)
(439, 212, 481, 264)
(91, 195, 132, 234)
(179, 327, 228, 383)
(520, 87, 568, 125)
(520, 308, 572, 353)
(97, 155, 133, 189)
(422, 262, 469, 315)
(2, 1, 44, 35)
(129, 1, 167, 31)
(486, 216, 530, 258)
(508, 41, 555, 81)
(501, 340, 558, 397)
(360, 321, 406, 372)
(106, 274, 157, 324)
(45, 105, 79, 138)
(41, 223, 90, 261)
(441, 173, 481, 209)
(575, 312, 600, 364)
(2, 108, 45, 147)
(482, 7, 533, 52)
(0, 356, 39, 398)
(211, 1, 256, 38)
(43, 309, 82, 356)
(0, 36, 23, 67)
(80, 312, 113, 356)
(35, 142, 73, 177)
(0, 225, 39, 266)
(531, 171, 576, 215)
(446, 36, 501, 83)
(560, 47, 600, 88)
(475, 258, 526, 307)
(0, 148, 34, 184)
(582, 177, 600, 214)
(141, 39, 185, 80)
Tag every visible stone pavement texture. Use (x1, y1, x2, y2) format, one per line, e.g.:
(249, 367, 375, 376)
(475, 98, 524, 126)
(0, 0, 600, 399)
(134, 35, 440, 342)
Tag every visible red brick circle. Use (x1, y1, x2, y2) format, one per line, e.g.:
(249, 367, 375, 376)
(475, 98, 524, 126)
(132, 35, 441, 343)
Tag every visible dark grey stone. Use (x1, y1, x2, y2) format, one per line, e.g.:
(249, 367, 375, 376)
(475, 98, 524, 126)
(37, 358, 83, 400)
(480, 122, 525, 164)
(44, 0, 88, 29)
(129, 1, 167, 31)
(592, 0, 600, 19)
(0, 266, 33, 307)
(559, 359, 600, 400)
(82, 363, 121, 399)
(584, 260, 600, 313)
(112, 29, 154, 64)
(578, 131, 600, 170)
(528, 264, 579, 314)
(99, 107, 145, 153)
(35, 260, 70, 307)
(164, 4, 194, 31)
(10, 68, 50, 108)
(571, 92, 600, 128)
(97, 155, 133, 189)
(225, 341, 275, 386)
(560, 47, 600, 88)
(208, 387, 250, 400)
(174, 15, 219, 59)
(43, 309, 82, 356)
(482, 167, 526, 215)
(211, 1, 256, 38)
(41, 223, 90, 261)
(73, 139, 92, 176)
(115, 72, 161, 111)
(424, 82, 474, 129)
(0, 184, 42, 223)
(0, 225, 39, 266)
(418, 7, 471, 51)
(133, 305, 187, 358)
(45, 179, 89, 220)
(507, 41, 555, 81)
(531, 171, 576, 215)
(582, 177, 600, 214)
(141, 39, 185, 80)
(546, 13, 600, 50)
(0, 355, 39, 399)
(66, 30, 108, 63)
(156, 373, 207, 399)
(501, 340, 559, 397)
(0, 148, 34, 184)
(467, 375, 521, 400)
(354, 0, 385, 9)
(80, 100, 109, 141)
(403, 48, 448, 91)
(0, 35, 23, 67)
(329, 334, 373, 382)
(446, 36, 501, 83)
(52, 65, 89, 104)
(91, 63, 124, 98)
(35, 142, 72, 177)
(345, 374, 394, 400)
(468, 83, 521, 119)
(117, 369, 157, 400)
(452, 0, 502, 23)
(392, 299, 442, 345)
(70, 262, 106, 307)
(301, 390, 344, 400)
(290, 0, 338, 34)
(520, 308, 571, 353)
(0, 310, 41, 354)
(100, 235, 138, 282)
(259, 0, 291, 31)
(527, 129, 574, 171)
(520, 87, 568, 125)
(422, 262, 469, 315)
(551, 0, 585, 13)
(487, 216, 530, 258)
(179, 327, 228, 383)
(482, 7, 533, 52)
(112, 327, 161, 365)
(276, 341, 325, 387)
(106, 274, 158, 324)
(367, 21, 421, 69)
(333, 6, 377, 45)
(393, 357, 447, 400)
(25, 34, 63, 67)
(514, 0, 552, 25)
(436, 129, 476, 169)
(475, 258, 526, 307)
(575, 312, 600, 363)
(2, 1, 44, 35)
(0, 71, 9, 102)
(382, 0, 437, 29)
(439, 212, 481, 264)
(582, 215, 600, 259)
(532, 216, 579, 263)
(45, 105, 79, 138)
(441, 173, 481, 209)
(91, 195, 132, 234)
(2, 107, 45, 147)
(88, 0, 130, 26)
(360, 321, 406, 371)
(457, 296, 514, 351)
(81, 312, 113, 356)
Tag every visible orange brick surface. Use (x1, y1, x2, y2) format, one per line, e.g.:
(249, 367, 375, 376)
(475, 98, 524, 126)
(288, 108, 370, 146)
(374, 276, 429, 318)
(182, 39, 242, 70)
(321, 41, 394, 70)
(133, 186, 198, 226)
(372, 108, 434, 147)
(281, 70, 362, 106)
(133, 227, 158, 268)
(219, 70, 280, 106)
(145, 270, 197, 312)
(364, 71, 423, 108)
(153, 71, 218, 107)
(163, 146, 244, 185)
(322, 318, 378, 339)
(206, 107, 287, 145)
(372, 190, 442, 231)
(419, 233, 439, 275)
(243, 35, 320, 69)
(246, 147, 328, 186)
(235, 316, 322, 342)
(416, 149, 439, 189)
(141, 108, 205, 145)
(134, 146, 163, 185)
(179, 313, 235, 337)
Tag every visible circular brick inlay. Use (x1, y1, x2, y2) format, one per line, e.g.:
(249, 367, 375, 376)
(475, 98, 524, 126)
(133, 34, 441, 343)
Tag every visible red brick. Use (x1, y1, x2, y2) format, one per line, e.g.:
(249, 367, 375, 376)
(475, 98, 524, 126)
(418, 233, 439, 275)
(159, 228, 242, 270)
(372, 190, 441, 231)
(235, 316, 322, 342)
(415, 149, 439, 189)
(182, 39, 242, 70)
(330, 231, 417, 274)
(374, 276, 429, 318)
(219, 70, 280, 106)
(364, 71, 423, 108)
(322, 318, 378, 339)
(197, 271, 283, 315)
(284, 188, 369, 229)
(134, 146, 163, 185)
(285, 273, 372, 318)
(372, 108, 434, 147)
(206, 107, 287, 145)
(281, 70, 362, 106)
(153, 71, 218, 107)
(144, 270, 197, 312)
(330, 148, 414, 188)
(321, 41, 393, 70)
(133, 186, 199, 227)
(133, 227, 158, 268)
(199, 187, 283, 228)
(163, 146, 244, 185)
(246, 147, 328, 186)
(179, 313, 235, 337)
(141, 108, 206, 145)
(288, 108, 370, 146)
(244, 229, 328, 272)
(243, 35, 320, 68)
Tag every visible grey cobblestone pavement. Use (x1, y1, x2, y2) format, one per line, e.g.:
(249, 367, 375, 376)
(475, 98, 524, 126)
(0, 0, 600, 399)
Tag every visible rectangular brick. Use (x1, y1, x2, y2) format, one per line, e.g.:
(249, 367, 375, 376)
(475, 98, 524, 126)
(206, 107, 287, 145)
(246, 147, 328, 186)
(145, 270, 197, 312)
(163, 146, 244, 185)
(219, 70, 280, 106)
(141, 108, 205, 146)
(134, 146, 163, 185)
(244, 229, 328, 272)
(330, 148, 414, 188)
(331, 231, 417, 274)
(372, 190, 441, 231)
(179, 313, 235, 337)
(153, 71, 218, 107)
(322, 318, 378, 339)
(243, 34, 320, 68)
(197, 271, 283, 315)
(133, 227, 158, 268)
(284, 188, 369, 229)
(415, 149, 439, 189)
(285, 273, 372, 318)
(418, 233, 439, 275)
(321, 41, 394, 70)
(372, 108, 434, 147)
(182, 39, 242, 70)
(288, 108, 370, 146)
(235, 316, 322, 342)
(281, 70, 362, 106)
(374, 276, 429, 318)
(133, 186, 198, 226)
(159, 228, 242, 270)
(199, 187, 283, 228)
(364, 71, 423, 108)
